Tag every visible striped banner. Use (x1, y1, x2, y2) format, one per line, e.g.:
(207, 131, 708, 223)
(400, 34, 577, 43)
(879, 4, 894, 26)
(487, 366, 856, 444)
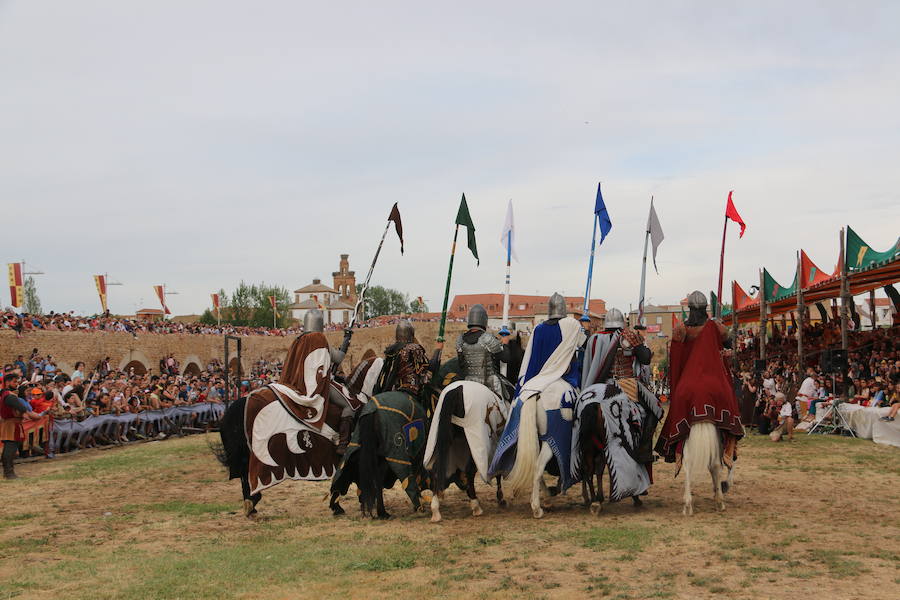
(94, 275, 108, 313)
(211, 293, 220, 318)
(153, 285, 171, 314)
(7, 263, 23, 308)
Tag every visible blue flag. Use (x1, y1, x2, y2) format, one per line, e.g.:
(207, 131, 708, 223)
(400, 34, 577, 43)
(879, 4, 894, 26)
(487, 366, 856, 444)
(594, 182, 612, 243)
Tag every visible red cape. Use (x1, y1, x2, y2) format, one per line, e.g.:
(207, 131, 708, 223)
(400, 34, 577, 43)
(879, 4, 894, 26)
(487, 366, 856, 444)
(656, 321, 743, 462)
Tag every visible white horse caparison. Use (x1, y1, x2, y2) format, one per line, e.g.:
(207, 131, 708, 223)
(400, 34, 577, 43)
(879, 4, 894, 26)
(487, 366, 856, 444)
(681, 421, 735, 515)
(502, 379, 574, 519)
(427, 381, 508, 523)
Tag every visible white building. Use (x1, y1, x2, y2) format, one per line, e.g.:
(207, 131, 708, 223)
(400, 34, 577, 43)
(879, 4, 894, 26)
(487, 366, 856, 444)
(289, 278, 355, 326)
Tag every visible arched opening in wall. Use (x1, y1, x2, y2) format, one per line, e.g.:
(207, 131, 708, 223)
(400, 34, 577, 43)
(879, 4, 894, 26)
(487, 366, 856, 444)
(183, 362, 201, 377)
(123, 360, 148, 376)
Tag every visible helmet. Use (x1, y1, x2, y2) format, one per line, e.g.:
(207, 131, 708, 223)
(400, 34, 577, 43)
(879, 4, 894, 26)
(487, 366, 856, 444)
(687, 291, 708, 311)
(548, 293, 567, 320)
(395, 319, 415, 343)
(303, 309, 324, 333)
(604, 308, 625, 329)
(467, 304, 488, 329)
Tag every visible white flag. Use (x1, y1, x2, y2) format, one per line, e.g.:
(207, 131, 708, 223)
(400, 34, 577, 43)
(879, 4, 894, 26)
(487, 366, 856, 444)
(500, 199, 518, 261)
(648, 197, 664, 273)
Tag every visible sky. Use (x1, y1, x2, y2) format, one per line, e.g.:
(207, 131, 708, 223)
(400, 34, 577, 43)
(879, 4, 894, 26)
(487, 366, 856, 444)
(1, 1, 898, 317)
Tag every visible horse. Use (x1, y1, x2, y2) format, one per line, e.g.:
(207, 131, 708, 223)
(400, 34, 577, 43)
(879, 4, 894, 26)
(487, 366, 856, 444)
(214, 356, 380, 517)
(425, 333, 525, 522)
(681, 421, 735, 515)
(575, 401, 646, 515)
(328, 390, 428, 519)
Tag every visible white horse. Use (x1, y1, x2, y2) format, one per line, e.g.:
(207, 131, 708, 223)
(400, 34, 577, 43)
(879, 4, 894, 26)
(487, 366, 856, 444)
(500, 379, 576, 519)
(424, 380, 508, 523)
(681, 421, 735, 515)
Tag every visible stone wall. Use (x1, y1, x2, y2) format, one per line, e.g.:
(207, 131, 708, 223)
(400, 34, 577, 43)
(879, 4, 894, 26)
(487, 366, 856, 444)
(0, 322, 469, 377)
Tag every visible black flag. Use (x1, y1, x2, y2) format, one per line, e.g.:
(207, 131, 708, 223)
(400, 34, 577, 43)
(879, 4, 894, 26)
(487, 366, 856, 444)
(388, 202, 404, 254)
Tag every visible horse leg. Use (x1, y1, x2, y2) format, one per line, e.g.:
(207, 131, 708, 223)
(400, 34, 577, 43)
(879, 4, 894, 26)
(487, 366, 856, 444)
(430, 490, 444, 523)
(590, 450, 604, 516)
(465, 458, 483, 517)
(530, 443, 553, 519)
(495, 476, 507, 508)
(375, 461, 391, 520)
(240, 475, 260, 518)
(712, 461, 726, 512)
(682, 456, 693, 516)
(329, 490, 345, 516)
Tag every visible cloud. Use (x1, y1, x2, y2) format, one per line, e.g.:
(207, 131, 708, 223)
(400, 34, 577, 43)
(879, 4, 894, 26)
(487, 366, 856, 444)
(0, 1, 898, 317)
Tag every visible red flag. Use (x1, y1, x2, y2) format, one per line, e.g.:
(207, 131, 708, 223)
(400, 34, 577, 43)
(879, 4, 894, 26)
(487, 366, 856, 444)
(388, 203, 404, 254)
(94, 275, 108, 313)
(7, 263, 23, 308)
(671, 311, 678, 330)
(268, 295, 276, 310)
(725, 191, 746, 238)
(153, 285, 171, 314)
(211, 293, 220, 310)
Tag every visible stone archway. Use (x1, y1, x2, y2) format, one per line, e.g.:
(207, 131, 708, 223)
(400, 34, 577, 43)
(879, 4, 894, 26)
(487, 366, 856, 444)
(119, 350, 152, 376)
(182, 354, 203, 377)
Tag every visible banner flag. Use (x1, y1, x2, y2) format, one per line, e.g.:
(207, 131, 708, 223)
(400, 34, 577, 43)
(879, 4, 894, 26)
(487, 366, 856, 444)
(725, 190, 746, 238)
(153, 285, 171, 315)
(500, 199, 518, 262)
(211, 293, 220, 319)
(647, 198, 664, 273)
(94, 275, 108, 313)
(7, 263, 23, 308)
(387, 203, 405, 254)
(455, 193, 479, 265)
(594, 183, 612, 243)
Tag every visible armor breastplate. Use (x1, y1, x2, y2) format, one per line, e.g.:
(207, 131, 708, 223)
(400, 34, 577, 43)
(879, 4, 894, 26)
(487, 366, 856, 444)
(458, 332, 500, 385)
(612, 346, 636, 379)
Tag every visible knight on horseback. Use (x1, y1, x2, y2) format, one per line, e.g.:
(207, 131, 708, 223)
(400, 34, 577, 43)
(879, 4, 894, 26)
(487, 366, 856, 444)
(456, 304, 512, 402)
(572, 307, 663, 513)
(489, 292, 586, 518)
(423, 305, 513, 522)
(330, 319, 432, 518)
(655, 291, 743, 515)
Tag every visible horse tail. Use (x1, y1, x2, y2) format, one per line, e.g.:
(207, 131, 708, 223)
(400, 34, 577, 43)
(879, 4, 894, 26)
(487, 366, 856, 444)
(356, 411, 380, 515)
(212, 397, 249, 480)
(682, 421, 722, 484)
(504, 394, 539, 499)
(432, 384, 464, 492)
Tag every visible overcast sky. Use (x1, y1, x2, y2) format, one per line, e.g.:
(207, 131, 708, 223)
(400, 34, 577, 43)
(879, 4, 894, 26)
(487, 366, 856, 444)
(2, 1, 898, 317)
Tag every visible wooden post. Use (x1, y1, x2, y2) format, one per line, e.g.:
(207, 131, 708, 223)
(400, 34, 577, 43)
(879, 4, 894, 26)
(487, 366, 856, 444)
(869, 289, 877, 330)
(759, 269, 767, 362)
(840, 228, 849, 351)
(797, 251, 804, 370)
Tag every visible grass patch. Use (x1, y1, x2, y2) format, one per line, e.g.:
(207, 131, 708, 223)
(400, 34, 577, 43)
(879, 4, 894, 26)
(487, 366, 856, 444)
(125, 500, 234, 516)
(571, 525, 657, 555)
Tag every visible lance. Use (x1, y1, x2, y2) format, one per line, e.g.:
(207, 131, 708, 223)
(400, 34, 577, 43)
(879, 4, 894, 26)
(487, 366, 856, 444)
(636, 209, 651, 328)
(582, 213, 599, 317)
(437, 224, 460, 343)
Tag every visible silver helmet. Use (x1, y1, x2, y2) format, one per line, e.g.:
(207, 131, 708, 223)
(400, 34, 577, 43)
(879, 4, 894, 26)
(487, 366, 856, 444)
(604, 308, 625, 329)
(467, 304, 488, 329)
(548, 292, 567, 320)
(396, 319, 415, 343)
(303, 309, 324, 333)
(687, 290, 708, 310)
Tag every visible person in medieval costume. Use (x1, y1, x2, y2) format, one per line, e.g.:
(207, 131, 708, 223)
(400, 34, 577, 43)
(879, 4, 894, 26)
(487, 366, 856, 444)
(489, 292, 586, 491)
(655, 291, 743, 471)
(456, 304, 511, 402)
(374, 320, 432, 402)
(572, 308, 663, 500)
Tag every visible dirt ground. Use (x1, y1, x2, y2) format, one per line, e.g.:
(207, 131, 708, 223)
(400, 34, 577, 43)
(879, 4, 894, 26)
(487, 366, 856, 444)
(1, 432, 898, 600)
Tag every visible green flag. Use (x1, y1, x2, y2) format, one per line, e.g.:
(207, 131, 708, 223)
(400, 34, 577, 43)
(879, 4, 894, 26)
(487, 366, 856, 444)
(455, 193, 479, 265)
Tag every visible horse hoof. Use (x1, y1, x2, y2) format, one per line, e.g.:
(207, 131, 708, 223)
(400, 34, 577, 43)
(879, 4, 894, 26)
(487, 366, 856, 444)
(716, 501, 726, 512)
(470, 500, 483, 517)
(331, 504, 346, 516)
(430, 513, 442, 523)
(589, 502, 602, 516)
(497, 499, 508, 508)
(242, 500, 254, 518)
(632, 497, 644, 508)
(683, 505, 693, 516)
(547, 486, 560, 497)
(532, 507, 544, 519)
(376, 512, 392, 520)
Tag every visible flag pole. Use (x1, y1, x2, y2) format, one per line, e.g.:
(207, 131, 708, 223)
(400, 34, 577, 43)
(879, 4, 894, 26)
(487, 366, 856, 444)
(438, 224, 460, 342)
(716, 214, 728, 319)
(350, 219, 392, 329)
(637, 200, 652, 327)
(582, 213, 599, 317)
(502, 229, 511, 329)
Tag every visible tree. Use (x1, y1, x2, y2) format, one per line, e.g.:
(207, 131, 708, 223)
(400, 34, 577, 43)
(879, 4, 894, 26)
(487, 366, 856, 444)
(23, 276, 42, 315)
(249, 283, 291, 328)
(355, 284, 410, 318)
(409, 297, 428, 313)
(229, 282, 256, 326)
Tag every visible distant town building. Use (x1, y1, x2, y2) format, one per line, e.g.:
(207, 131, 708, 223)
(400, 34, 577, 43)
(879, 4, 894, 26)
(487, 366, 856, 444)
(289, 255, 357, 326)
(450, 293, 606, 332)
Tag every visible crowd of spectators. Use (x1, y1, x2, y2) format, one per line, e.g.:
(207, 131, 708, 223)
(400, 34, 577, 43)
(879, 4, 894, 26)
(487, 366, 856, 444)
(1, 349, 284, 471)
(734, 321, 900, 441)
(2, 308, 463, 338)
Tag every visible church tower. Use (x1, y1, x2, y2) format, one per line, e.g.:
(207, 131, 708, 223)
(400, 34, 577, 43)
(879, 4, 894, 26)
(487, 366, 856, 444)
(332, 254, 356, 306)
